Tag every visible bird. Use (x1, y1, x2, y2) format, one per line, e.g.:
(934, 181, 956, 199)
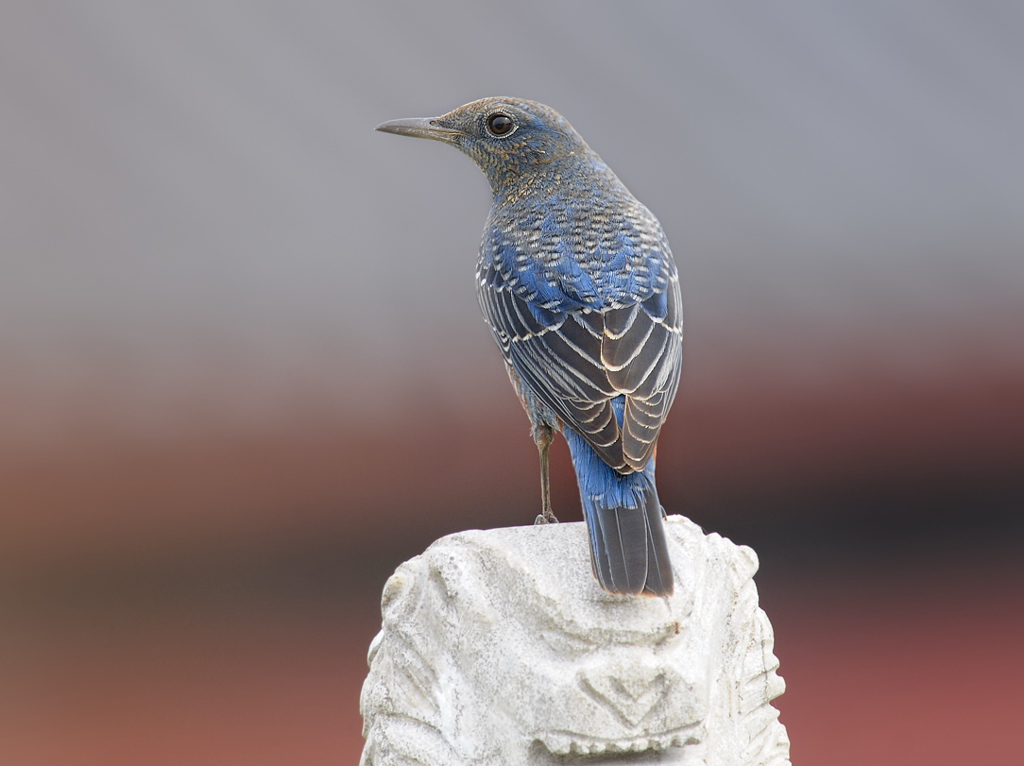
(376, 98, 682, 596)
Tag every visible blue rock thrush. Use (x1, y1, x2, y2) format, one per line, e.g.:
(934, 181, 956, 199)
(377, 98, 682, 596)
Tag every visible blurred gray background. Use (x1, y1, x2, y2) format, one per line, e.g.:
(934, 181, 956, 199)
(2, 2, 1022, 765)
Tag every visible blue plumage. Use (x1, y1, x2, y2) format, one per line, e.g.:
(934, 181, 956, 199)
(377, 98, 682, 596)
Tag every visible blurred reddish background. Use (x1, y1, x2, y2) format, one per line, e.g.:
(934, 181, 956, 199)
(2, 3, 1023, 764)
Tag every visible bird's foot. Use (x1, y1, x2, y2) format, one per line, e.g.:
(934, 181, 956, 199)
(534, 510, 559, 525)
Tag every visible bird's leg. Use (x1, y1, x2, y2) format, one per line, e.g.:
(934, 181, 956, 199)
(534, 424, 558, 525)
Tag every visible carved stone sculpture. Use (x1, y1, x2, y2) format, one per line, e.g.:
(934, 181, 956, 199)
(360, 516, 791, 765)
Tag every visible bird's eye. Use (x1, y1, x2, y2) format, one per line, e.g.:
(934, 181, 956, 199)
(486, 114, 515, 137)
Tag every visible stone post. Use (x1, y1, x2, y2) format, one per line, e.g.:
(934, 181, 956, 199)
(360, 515, 791, 765)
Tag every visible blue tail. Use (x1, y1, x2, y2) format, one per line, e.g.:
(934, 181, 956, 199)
(564, 428, 674, 596)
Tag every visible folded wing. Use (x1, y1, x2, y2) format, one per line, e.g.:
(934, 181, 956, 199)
(478, 270, 682, 474)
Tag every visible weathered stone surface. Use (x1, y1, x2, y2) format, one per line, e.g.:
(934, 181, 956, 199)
(360, 515, 790, 765)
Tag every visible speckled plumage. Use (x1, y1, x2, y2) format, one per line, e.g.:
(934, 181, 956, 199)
(377, 98, 682, 596)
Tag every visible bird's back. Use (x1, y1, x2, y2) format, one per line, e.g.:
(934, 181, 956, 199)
(477, 170, 683, 475)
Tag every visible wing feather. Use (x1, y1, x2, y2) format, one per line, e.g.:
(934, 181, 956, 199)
(480, 266, 682, 474)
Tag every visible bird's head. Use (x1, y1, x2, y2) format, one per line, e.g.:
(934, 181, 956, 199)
(376, 97, 597, 196)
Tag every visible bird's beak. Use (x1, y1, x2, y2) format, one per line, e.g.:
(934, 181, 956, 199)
(375, 117, 462, 143)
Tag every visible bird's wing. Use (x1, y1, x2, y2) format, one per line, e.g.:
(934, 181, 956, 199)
(478, 271, 682, 473)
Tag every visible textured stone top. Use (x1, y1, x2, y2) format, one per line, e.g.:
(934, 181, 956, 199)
(360, 516, 791, 766)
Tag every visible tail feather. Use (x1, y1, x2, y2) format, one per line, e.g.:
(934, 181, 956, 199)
(567, 429, 674, 596)
(586, 482, 673, 596)
(589, 505, 649, 595)
(642, 495, 673, 596)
